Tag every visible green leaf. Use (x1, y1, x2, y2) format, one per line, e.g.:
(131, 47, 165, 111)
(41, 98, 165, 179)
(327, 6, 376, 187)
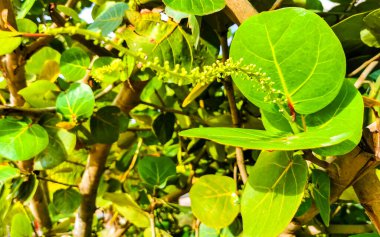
(19, 80, 59, 108)
(17, 0, 36, 19)
(137, 156, 176, 187)
(90, 106, 121, 144)
(153, 113, 176, 144)
(190, 175, 239, 229)
(16, 18, 37, 33)
(10, 213, 33, 237)
(25, 47, 61, 75)
(56, 83, 95, 122)
(57, 5, 81, 23)
(261, 80, 364, 155)
(361, 9, 380, 48)
(0, 31, 22, 56)
(350, 234, 380, 237)
(242, 151, 308, 237)
(91, 57, 122, 83)
(60, 48, 90, 82)
(162, 0, 225, 15)
(103, 192, 150, 228)
(311, 169, 330, 226)
(52, 188, 81, 214)
(0, 117, 48, 161)
(0, 166, 20, 183)
(230, 8, 345, 114)
(88, 2, 129, 36)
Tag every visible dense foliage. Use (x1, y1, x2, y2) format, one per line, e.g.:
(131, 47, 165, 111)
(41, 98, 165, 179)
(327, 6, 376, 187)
(0, 0, 379, 236)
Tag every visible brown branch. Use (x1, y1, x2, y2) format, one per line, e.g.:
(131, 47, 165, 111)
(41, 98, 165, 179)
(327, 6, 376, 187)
(353, 168, 380, 233)
(354, 61, 379, 88)
(269, 0, 285, 10)
(303, 150, 329, 169)
(73, 79, 148, 237)
(224, 0, 258, 25)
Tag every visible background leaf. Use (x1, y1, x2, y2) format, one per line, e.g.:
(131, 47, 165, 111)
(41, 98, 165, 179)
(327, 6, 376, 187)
(153, 113, 176, 144)
(25, 47, 60, 75)
(0, 166, 20, 183)
(60, 48, 90, 82)
(52, 188, 81, 215)
(137, 156, 176, 187)
(19, 80, 59, 108)
(311, 169, 330, 226)
(90, 106, 121, 144)
(0, 118, 48, 161)
(103, 192, 150, 228)
(162, 0, 225, 15)
(56, 83, 95, 122)
(190, 175, 240, 229)
(88, 2, 129, 36)
(242, 151, 308, 237)
(230, 8, 346, 114)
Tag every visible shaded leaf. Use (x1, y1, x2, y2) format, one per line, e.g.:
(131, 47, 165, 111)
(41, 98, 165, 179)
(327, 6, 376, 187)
(0, 117, 48, 161)
(242, 151, 308, 237)
(230, 8, 345, 114)
(17, 0, 36, 19)
(90, 106, 121, 144)
(137, 156, 176, 187)
(60, 48, 90, 82)
(153, 113, 176, 144)
(52, 188, 81, 214)
(190, 175, 239, 229)
(311, 169, 330, 226)
(25, 47, 61, 75)
(56, 83, 95, 122)
(88, 2, 129, 36)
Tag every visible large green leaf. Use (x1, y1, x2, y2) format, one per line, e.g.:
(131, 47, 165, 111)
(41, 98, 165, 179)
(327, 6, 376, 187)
(0, 31, 22, 56)
(311, 169, 330, 226)
(242, 151, 308, 237)
(137, 156, 176, 187)
(0, 117, 48, 161)
(88, 2, 129, 36)
(190, 175, 239, 229)
(230, 8, 345, 114)
(103, 192, 150, 228)
(162, 0, 225, 15)
(56, 83, 95, 122)
(10, 213, 33, 237)
(261, 80, 364, 155)
(60, 48, 90, 82)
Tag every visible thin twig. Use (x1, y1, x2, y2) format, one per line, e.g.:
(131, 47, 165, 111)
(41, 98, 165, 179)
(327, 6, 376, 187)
(354, 61, 379, 88)
(0, 105, 56, 114)
(65, 160, 86, 167)
(37, 176, 78, 188)
(349, 53, 380, 77)
(95, 82, 121, 100)
(303, 150, 329, 169)
(269, 0, 285, 10)
(120, 138, 143, 182)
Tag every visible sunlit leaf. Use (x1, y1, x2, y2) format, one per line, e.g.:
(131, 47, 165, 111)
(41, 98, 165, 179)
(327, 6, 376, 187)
(231, 8, 345, 114)
(56, 83, 95, 122)
(242, 151, 308, 237)
(163, 0, 225, 15)
(0, 117, 48, 161)
(60, 48, 90, 82)
(190, 175, 240, 229)
(0, 31, 22, 56)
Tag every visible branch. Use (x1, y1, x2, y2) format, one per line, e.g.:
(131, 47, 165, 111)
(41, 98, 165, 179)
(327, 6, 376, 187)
(224, 0, 258, 25)
(354, 61, 379, 88)
(353, 168, 380, 233)
(349, 53, 380, 77)
(73, 79, 148, 237)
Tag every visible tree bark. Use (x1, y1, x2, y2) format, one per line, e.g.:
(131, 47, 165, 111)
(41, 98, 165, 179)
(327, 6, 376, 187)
(73, 80, 148, 237)
(224, 0, 258, 25)
(353, 169, 380, 233)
